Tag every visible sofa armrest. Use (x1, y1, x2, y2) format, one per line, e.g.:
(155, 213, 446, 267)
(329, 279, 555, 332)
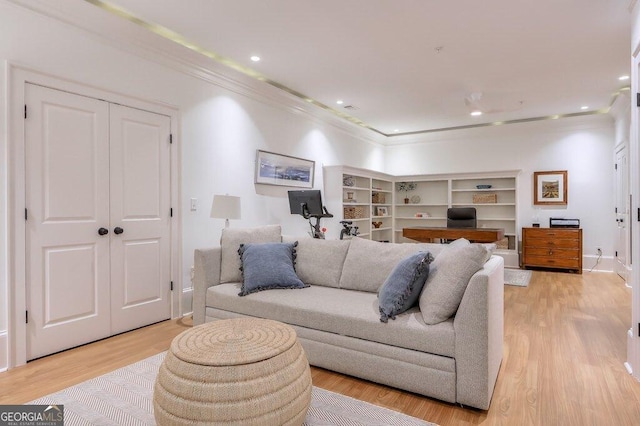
(193, 247, 222, 325)
(453, 255, 504, 409)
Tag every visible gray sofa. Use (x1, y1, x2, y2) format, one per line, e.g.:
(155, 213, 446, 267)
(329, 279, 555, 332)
(192, 225, 504, 410)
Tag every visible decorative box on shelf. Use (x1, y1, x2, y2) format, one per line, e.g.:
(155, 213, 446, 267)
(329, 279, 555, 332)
(473, 193, 497, 204)
(344, 206, 366, 219)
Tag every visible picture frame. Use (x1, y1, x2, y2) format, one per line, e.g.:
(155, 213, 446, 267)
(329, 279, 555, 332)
(376, 206, 389, 216)
(255, 150, 315, 188)
(533, 170, 567, 205)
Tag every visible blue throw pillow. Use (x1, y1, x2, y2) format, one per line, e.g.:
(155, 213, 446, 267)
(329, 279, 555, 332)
(238, 242, 308, 296)
(378, 251, 434, 323)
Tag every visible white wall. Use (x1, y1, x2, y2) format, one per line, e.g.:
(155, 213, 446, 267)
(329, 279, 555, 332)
(384, 115, 616, 268)
(0, 2, 383, 369)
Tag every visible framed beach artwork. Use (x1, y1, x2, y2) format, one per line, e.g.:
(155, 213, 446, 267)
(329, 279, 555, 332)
(533, 170, 567, 206)
(255, 150, 315, 188)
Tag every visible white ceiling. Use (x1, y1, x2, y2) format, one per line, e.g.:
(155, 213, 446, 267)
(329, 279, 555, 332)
(49, 1, 637, 136)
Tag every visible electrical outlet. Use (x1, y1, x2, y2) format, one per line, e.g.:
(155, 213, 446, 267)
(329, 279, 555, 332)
(597, 248, 602, 256)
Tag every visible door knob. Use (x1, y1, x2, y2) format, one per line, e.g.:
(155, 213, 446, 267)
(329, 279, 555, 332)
(98, 227, 109, 236)
(114, 227, 124, 235)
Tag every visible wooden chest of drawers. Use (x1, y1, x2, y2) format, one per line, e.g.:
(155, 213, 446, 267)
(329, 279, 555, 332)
(522, 227, 582, 273)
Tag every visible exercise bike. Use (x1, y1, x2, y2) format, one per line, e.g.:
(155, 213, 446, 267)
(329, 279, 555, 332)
(339, 220, 359, 240)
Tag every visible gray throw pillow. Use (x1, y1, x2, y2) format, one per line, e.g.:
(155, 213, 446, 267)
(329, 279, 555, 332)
(220, 225, 281, 283)
(378, 251, 434, 323)
(419, 241, 489, 325)
(238, 242, 308, 296)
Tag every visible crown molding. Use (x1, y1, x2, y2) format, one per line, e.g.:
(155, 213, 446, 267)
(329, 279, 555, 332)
(5, 0, 387, 147)
(4, 0, 621, 148)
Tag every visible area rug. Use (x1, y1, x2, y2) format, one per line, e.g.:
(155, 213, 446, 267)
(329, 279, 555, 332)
(504, 268, 532, 287)
(29, 352, 436, 426)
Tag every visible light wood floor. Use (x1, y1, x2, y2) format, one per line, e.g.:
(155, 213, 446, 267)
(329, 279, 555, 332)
(1, 271, 639, 425)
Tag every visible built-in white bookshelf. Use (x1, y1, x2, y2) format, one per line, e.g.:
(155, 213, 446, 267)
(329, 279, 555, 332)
(323, 166, 394, 242)
(393, 171, 520, 267)
(324, 166, 520, 267)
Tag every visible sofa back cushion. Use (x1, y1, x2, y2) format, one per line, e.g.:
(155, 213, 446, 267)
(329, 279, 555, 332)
(219, 225, 282, 283)
(419, 239, 491, 324)
(339, 237, 438, 293)
(283, 236, 350, 288)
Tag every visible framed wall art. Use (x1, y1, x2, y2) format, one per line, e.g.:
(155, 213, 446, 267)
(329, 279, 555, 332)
(255, 150, 315, 188)
(533, 170, 567, 206)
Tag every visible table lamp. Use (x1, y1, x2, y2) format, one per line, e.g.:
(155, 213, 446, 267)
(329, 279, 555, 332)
(210, 194, 241, 228)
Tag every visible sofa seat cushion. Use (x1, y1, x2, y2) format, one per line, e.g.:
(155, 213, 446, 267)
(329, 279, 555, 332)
(206, 283, 455, 358)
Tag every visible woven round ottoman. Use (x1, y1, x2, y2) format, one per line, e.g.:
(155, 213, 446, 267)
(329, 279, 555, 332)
(153, 317, 312, 426)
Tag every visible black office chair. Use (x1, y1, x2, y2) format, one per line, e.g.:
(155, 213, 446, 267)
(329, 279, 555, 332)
(447, 207, 477, 228)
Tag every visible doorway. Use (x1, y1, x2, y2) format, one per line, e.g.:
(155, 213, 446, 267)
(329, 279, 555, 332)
(25, 84, 173, 360)
(7, 66, 180, 368)
(614, 143, 630, 281)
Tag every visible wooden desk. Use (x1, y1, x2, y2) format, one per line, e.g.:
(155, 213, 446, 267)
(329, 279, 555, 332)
(402, 227, 505, 243)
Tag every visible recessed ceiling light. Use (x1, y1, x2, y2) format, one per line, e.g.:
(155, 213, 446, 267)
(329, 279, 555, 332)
(336, 100, 344, 105)
(580, 106, 589, 110)
(619, 75, 630, 81)
(394, 129, 400, 133)
(470, 111, 482, 116)
(250, 55, 261, 62)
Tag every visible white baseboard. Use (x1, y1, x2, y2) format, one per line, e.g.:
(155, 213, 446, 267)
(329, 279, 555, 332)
(582, 254, 613, 272)
(500, 254, 614, 272)
(624, 361, 633, 375)
(182, 287, 193, 317)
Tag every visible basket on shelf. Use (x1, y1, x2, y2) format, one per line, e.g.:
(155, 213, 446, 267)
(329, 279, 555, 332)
(495, 237, 509, 249)
(372, 192, 386, 204)
(344, 206, 366, 219)
(473, 193, 497, 204)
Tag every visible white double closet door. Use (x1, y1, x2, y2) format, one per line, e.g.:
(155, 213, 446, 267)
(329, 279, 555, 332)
(25, 84, 172, 360)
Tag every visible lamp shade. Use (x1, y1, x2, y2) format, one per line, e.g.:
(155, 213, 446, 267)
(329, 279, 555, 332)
(210, 195, 241, 220)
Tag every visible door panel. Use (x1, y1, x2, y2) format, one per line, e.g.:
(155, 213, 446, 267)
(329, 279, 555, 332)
(109, 104, 171, 334)
(121, 121, 162, 218)
(26, 84, 111, 360)
(44, 244, 98, 325)
(43, 105, 100, 221)
(123, 239, 162, 307)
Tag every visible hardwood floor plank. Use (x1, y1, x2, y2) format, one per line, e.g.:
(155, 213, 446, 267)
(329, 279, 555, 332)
(0, 270, 639, 425)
